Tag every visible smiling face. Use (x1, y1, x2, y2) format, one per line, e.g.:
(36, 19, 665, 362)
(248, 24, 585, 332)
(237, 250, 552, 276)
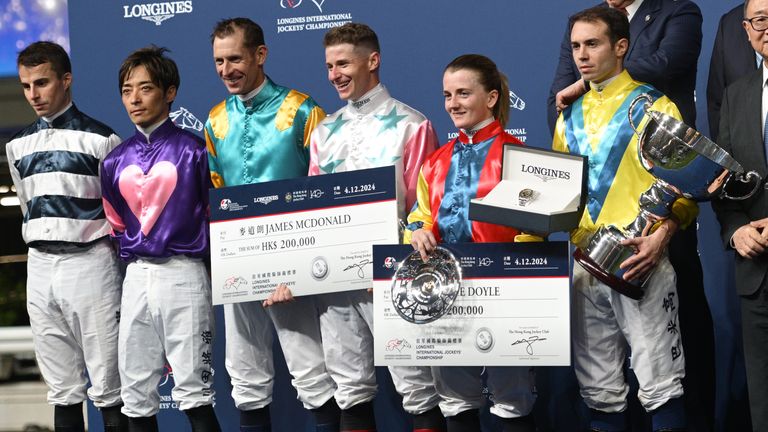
(213, 28, 267, 95)
(570, 19, 627, 84)
(442, 68, 497, 130)
(18, 62, 71, 118)
(121, 64, 176, 129)
(325, 43, 380, 101)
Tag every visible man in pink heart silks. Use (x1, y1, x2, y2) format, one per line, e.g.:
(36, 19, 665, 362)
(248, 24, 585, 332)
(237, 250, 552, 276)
(5, 41, 128, 432)
(100, 46, 222, 432)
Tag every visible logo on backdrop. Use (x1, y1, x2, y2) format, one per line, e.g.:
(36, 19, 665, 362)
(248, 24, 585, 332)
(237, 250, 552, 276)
(509, 90, 526, 111)
(276, 0, 352, 33)
(122, 1, 194, 26)
(282, 0, 325, 12)
(447, 126, 528, 143)
(311, 0, 326, 12)
(280, 0, 303, 8)
(170, 107, 203, 131)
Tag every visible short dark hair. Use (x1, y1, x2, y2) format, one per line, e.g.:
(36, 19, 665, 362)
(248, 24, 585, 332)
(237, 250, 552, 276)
(17, 41, 71, 78)
(445, 54, 510, 127)
(210, 18, 265, 50)
(323, 22, 380, 53)
(569, 6, 630, 47)
(118, 46, 180, 93)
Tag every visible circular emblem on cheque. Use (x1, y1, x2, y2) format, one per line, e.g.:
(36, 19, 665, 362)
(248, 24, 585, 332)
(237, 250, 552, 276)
(475, 327, 495, 353)
(311, 256, 329, 281)
(390, 247, 462, 324)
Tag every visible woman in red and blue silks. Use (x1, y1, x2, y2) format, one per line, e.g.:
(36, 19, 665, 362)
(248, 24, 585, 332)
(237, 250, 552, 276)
(403, 54, 537, 432)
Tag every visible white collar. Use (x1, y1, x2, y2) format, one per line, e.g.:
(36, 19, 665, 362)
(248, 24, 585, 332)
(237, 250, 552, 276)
(137, 117, 168, 141)
(626, 0, 644, 22)
(41, 101, 73, 124)
(347, 83, 388, 114)
(460, 117, 494, 142)
(763, 61, 768, 87)
(590, 73, 621, 93)
(237, 78, 267, 105)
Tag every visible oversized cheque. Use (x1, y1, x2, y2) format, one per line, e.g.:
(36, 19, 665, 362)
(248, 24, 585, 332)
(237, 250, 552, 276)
(373, 241, 571, 366)
(210, 166, 399, 304)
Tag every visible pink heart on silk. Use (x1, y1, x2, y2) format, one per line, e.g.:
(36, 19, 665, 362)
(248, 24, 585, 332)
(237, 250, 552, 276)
(118, 161, 177, 236)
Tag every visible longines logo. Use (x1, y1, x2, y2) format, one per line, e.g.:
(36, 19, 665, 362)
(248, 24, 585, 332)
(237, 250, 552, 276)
(255, 195, 279, 205)
(521, 164, 571, 182)
(122, 0, 193, 26)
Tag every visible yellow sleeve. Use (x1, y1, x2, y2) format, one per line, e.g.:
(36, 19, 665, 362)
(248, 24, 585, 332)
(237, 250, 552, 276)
(552, 113, 569, 154)
(204, 125, 225, 189)
(402, 168, 433, 245)
(649, 97, 699, 228)
(303, 105, 326, 148)
(514, 233, 544, 242)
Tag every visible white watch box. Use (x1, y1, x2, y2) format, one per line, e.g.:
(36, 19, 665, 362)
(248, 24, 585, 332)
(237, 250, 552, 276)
(469, 144, 588, 234)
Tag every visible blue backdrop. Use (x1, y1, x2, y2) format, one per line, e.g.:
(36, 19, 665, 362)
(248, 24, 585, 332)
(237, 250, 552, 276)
(67, 0, 745, 430)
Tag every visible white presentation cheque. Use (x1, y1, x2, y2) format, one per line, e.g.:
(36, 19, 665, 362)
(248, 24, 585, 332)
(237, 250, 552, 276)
(209, 166, 399, 304)
(373, 242, 571, 366)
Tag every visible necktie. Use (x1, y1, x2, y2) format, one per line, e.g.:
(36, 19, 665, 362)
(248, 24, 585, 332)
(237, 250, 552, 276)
(763, 105, 768, 166)
(616, 6, 629, 16)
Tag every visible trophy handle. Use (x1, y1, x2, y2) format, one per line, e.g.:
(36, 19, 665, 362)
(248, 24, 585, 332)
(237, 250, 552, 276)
(720, 170, 763, 201)
(627, 94, 655, 137)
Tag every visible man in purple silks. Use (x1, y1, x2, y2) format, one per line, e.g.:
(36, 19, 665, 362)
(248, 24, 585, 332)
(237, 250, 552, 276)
(100, 46, 221, 432)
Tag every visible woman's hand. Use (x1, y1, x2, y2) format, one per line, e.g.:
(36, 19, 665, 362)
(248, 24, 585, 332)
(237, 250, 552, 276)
(410, 228, 438, 262)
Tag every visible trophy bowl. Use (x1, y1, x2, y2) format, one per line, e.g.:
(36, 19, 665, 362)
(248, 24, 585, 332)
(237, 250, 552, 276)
(391, 247, 462, 324)
(631, 94, 760, 201)
(573, 93, 762, 299)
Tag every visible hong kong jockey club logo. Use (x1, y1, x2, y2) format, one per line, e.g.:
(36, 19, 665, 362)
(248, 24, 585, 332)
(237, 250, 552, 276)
(122, 1, 193, 25)
(219, 199, 231, 210)
(384, 256, 396, 269)
(280, 0, 325, 12)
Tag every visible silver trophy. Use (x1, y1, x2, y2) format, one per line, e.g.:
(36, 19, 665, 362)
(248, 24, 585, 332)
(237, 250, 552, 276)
(391, 247, 462, 324)
(574, 94, 762, 299)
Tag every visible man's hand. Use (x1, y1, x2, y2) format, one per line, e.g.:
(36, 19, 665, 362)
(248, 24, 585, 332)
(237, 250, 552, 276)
(555, 79, 588, 113)
(732, 219, 768, 258)
(410, 228, 437, 262)
(751, 217, 768, 239)
(619, 219, 677, 281)
(262, 283, 295, 307)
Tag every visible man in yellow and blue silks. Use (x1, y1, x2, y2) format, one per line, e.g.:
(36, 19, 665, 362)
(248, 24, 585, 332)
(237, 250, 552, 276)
(204, 18, 339, 432)
(552, 7, 698, 432)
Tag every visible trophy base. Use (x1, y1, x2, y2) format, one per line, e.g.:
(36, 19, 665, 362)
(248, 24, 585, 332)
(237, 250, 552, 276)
(573, 248, 644, 300)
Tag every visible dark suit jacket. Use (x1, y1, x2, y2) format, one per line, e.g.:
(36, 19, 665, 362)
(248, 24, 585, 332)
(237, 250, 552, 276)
(712, 68, 768, 296)
(707, 4, 757, 141)
(547, 0, 702, 132)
